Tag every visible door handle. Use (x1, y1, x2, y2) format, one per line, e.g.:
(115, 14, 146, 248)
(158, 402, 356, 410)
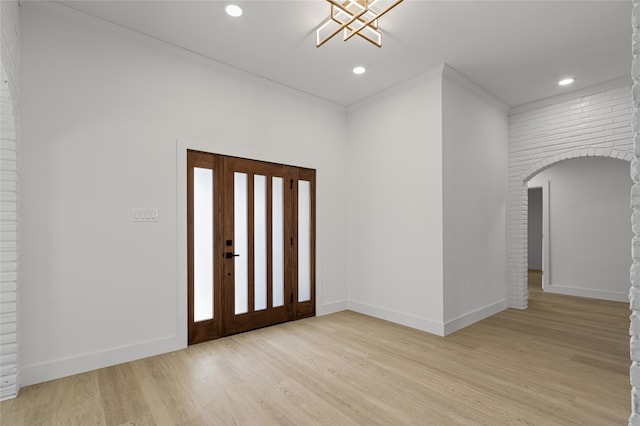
(225, 252, 240, 259)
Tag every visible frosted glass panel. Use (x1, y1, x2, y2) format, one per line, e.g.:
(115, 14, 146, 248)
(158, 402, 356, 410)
(298, 180, 311, 302)
(254, 175, 267, 311)
(234, 172, 248, 314)
(194, 168, 214, 322)
(272, 177, 284, 307)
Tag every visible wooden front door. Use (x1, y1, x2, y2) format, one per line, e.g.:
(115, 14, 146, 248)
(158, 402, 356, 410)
(187, 150, 315, 344)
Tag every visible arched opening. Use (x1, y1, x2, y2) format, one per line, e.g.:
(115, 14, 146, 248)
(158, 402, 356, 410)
(510, 149, 632, 302)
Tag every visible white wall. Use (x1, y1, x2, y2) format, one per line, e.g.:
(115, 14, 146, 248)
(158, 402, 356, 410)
(527, 187, 543, 270)
(528, 157, 631, 302)
(442, 68, 508, 333)
(19, 3, 514, 386)
(346, 66, 509, 336)
(346, 68, 445, 334)
(20, 3, 348, 385)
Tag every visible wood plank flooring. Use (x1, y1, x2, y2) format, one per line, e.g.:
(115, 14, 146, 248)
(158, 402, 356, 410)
(1, 275, 630, 425)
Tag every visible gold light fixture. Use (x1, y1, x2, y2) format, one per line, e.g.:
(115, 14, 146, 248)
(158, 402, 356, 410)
(316, 0, 403, 48)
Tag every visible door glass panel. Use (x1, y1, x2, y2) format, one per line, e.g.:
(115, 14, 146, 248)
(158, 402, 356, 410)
(272, 177, 284, 307)
(298, 180, 311, 302)
(234, 172, 248, 314)
(193, 168, 214, 322)
(254, 175, 267, 311)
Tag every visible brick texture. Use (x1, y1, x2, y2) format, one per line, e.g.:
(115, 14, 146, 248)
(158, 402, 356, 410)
(631, 1, 640, 424)
(508, 83, 633, 310)
(0, 0, 20, 401)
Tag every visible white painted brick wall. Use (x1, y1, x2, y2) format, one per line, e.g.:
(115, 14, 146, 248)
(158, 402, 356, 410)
(0, 0, 20, 401)
(1, 1, 20, 103)
(631, 2, 640, 424)
(508, 80, 633, 310)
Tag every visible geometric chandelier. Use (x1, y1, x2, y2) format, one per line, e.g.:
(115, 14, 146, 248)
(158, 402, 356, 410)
(316, 0, 403, 48)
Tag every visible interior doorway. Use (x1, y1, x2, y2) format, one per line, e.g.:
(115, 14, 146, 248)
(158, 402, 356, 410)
(187, 150, 316, 345)
(525, 157, 630, 303)
(527, 187, 543, 292)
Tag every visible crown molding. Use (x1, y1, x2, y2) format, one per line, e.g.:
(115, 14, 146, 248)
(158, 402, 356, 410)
(510, 76, 631, 116)
(442, 64, 510, 114)
(348, 65, 444, 113)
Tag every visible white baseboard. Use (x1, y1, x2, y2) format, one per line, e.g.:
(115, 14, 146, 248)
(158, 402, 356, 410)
(20, 301, 344, 387)
(347, 300, 445, 336)
(20, 335, 183, 387)
(443, 299, 507, 336)
(546, 283, 628, 303)
(18, 299, 510, 387)
(317, 300, 348, 316)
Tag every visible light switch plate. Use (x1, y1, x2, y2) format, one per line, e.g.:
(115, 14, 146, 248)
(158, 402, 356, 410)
(132, 208, 158, 222)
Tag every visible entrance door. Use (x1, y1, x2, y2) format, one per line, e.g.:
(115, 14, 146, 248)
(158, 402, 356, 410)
(187, 150, 315, 344)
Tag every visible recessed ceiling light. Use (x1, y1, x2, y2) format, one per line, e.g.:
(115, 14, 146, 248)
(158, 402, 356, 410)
(353, 66, 366, 75)
(226, 5, 243, 17)
(558, 78, 575, 86)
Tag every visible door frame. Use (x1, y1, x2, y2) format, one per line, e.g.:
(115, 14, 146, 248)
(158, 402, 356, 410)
(177, 139, 321, 347)
(184, 147, 317, 344)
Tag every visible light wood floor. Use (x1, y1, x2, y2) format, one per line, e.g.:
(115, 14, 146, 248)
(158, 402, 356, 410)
(2, 275, 630, 425)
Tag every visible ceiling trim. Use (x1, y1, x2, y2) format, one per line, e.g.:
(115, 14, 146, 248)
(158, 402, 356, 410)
(442, 64, 509, 114)
(347, 65, 444, 113)
(510, 76, 631, 116)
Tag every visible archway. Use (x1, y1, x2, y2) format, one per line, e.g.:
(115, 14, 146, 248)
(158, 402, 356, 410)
(511, 148, 633, 308)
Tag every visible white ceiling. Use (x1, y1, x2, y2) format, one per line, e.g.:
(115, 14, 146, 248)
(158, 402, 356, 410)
(57, 0, 632, 107)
